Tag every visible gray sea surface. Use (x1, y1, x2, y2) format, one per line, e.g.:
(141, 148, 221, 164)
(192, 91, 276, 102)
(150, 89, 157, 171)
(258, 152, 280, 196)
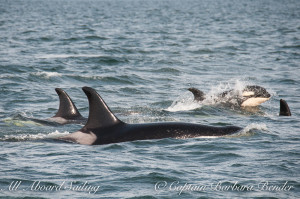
(0, 0, 299, 198)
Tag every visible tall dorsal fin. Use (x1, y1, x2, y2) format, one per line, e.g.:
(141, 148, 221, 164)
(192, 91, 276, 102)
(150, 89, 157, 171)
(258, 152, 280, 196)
(188, 88, 206, 101)
(53, 88, 83, 119)
(279, 99, 291, 116)
(82, 87, 122, 129)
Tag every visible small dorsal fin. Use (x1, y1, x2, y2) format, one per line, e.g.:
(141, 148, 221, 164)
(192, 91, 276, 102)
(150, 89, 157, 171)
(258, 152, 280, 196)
(279, 99, 291, 116)
(188, 88, 205, 101)
(53, 88, 83, 119)
(82, 87, 122, 129)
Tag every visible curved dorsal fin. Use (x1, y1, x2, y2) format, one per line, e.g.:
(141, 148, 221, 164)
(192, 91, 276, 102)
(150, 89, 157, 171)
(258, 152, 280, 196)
(188, 88, 205, 101)
(53, 88, 83, 119)
(279, 99, 291, 116)
(82, 87, 122, 129)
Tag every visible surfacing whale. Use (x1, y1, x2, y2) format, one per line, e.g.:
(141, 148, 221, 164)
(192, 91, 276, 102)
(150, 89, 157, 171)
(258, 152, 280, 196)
(58, 87, 242, 145)
(188, 85, 271, 107)
(279, 99, 291, 116)
(48, 88, 87, 124)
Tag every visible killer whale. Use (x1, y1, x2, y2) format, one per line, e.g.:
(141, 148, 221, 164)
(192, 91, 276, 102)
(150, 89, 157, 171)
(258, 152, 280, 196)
(48, 88, 87, 124)
(188, 85, 271, 107)
(58, 87, 242, 145)
(279, 99, 291, 116)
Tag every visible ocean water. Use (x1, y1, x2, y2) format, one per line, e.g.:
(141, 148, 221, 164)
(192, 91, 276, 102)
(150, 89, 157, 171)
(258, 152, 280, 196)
(0, 0, 299, 198)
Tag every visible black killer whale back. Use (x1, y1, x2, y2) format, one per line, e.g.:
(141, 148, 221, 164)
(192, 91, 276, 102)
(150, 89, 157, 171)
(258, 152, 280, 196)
(52, 88, 86, 121)
(279, 99, 291, 116)
(81, 87, 122, 129)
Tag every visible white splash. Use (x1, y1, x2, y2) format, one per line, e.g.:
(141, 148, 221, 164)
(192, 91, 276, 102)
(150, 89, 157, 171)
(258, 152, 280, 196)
(243, 123, 268, 132)
(1, 130, 69, 141)
(32, 71, 62, 79)
(165, 93, 202, 112)
(202, 80, 247, 106)
(177, 135, 219, 139)
(228, 123, 268, 137)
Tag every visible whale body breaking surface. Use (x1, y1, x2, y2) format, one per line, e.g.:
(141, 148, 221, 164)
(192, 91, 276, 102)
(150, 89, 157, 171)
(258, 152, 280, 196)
(58, 87, 242, 145)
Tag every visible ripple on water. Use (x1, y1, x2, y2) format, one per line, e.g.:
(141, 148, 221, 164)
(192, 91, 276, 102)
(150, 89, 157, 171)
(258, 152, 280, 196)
(151, 67, 181, 74)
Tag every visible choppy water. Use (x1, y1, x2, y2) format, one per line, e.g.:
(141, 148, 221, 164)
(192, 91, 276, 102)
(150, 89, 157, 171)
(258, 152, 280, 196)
(0, 0, 299, 198)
